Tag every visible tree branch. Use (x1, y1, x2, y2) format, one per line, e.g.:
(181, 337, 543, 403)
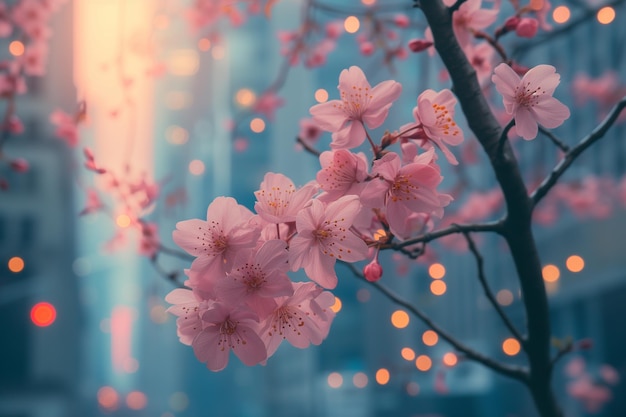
(531, 97, 626, 206)
(538, 126, 569, 153)
(344, 262, 529, 382)
(461, 231, 526, 344)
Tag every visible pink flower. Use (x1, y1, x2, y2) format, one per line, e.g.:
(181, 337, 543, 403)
(173, 196, 260, 278)
(492, 63, 570, 140)
(253, 172, 317, 224)
(138, 222, 160, 258)
(361, 152, 450, 237)
(363, 258, 383, 282)
(298, 118, 323, 144)
(253, 91, 284, 121)
(193, 304, 267, 371)
(215, 240, 293, 313)
(310, 66, 402, 149)
(316, 149, 368, 201)
(260, 282, 335, 357)
(516, 17, 539, 38)
(50, 109, 78, 147)
(289, 195, 368, 289)
(452, 0, 499, 46)
(165, 288, 211, 345)
(412, 89, 464, 164)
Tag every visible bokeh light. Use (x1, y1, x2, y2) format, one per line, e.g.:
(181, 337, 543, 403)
(422, 330, 438, 346)
(430, 280, 447, 296)
(126, 391, 147, 410)
(353, 372, 368, 388)
(212, 45, 225, 60)
(250, 118, 266, 133)
(406, 381, 420, 396)
(169, 392, 190, 412)
(330, 296, 342, 313)
(415, 355, 432, 371)
(566, 255, 585, 273)
(553, 6, 570, 24)
(236, 88, 256, 107)
(344, 16, 360, 33)
(362, 0, 376, 5)
(391, 310, 410, 328)
(166, 125, 189, 145)
(8, 256, 25, 273)
(401, 347, 416, 361)
(327, 372, 343, 388)
(189, 160, 205, 176)
(168, 49, 199, 76)
(428, 263, 446, 279)
(443, 352, 458, 367)
(314, 88, 328, 103)
(97, 386, 119, 411)
(375, 368, 390, 385)
(9, 40, 24, 56)
(542, 264, 560, 282)
(31, 302, 57, 327)
(597, 7, 615, 24)
(198, 38, 211, 51)
(496, 289, 514, 306)
(116, 214, 131, 228)
(502, 338, 521, 356)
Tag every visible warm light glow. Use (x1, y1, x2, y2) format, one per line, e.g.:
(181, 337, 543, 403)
(198, 38, 211, 51)
(496, 289, 514, 306)
(406, 381, 420, 396)
(31, 302, 57, 327)
(314, 88, 329, 103)
(111, 306, 135, 373)
(8, 256, 25, 273)
(236, 88, 256, 107)
(356, 288, 370, 302)
(212, 45, 225, 60)
(166, 125, 189, 145)
(189, 160, 205, 176)
(502, 338, 521, 356)
(430, 280, 447, 296)
(362, 0, 376, 5)
(566, 255, 585, 273)
(250, 118, 266, 133)
(97, 386, 119, 411)
(373, 228, 387, 241)
(542, 264, 560, 282)
(330, 296, 342, 313)
(165, 91, 191, 110)
(344, 16, 360, 33)
(327, 372, 343, 388)
(153, 14, 169, 30)
(391, 310, 410, 328)
(9, 40, 24, 56)
(415, 355, 432, 371)
(375, 368, 390, 385)
(401, 347, 416, 361)
(443, 352, 458, 367)
(529, 0, 544, 11)
(428, 263, 446, 279)
(597, 7, 615, 24)
(353, 372, 368, 388)
(552, 6, 570, 24)
(116, 214, 131, 228)
(126, 391, 147, 410)
(168, 49, 199, 76)
(422, 330, 438, 346)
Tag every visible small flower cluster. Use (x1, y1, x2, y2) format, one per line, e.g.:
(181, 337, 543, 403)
(168, 66, 464, 370)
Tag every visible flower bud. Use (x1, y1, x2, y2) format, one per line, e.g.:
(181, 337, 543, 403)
(408, 38, 433, 53)
(577, 338, 593, 351)
(360, 41, 375, 56)
(516, 18, 539, 38)
(364, 259, 383, 282)
(393, 14, 410, 28)
(504, 16, 520, 31)
(10, 158, 29, 173)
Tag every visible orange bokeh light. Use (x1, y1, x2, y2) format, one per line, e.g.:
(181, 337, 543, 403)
(566, 255, 585, 273)
(198, 38, 211, 51)
(97, 386, 119, 410)
(443, 352, 458, 367)
(126, 391, 147, 410)
(250, 118, 266, 133)
(428, 263, 446, 279)
(31, 302, 57, 327)
(8, 256, 25, 273)
(542, 264, 560, 282)
(116, 214, 131, 228)
(391, 310, 410, 328)
(401, 347, 416, 361)
(375, 368, 390, 385)
(597, 7, 615, 24)
(314, 88, 328, 103)
(415, 355, 432, 371)
(430, 280, 447, 296)
(496, 289, 514, 306)
(553, 6, 570, 24)
(327, 372, 343, 388)
(344, 16, 360, 33)
(502, 338, 521, 356)
(330, 296, 342, 313)
(422, 330, 438, 346)
(188, 160, 205, 176)
(9, 40, 24, 56)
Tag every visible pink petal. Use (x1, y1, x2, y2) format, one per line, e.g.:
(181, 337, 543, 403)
(330, 119, 366, 149)
(492, 63, 519, 99)
(193, 329, 230, 371)
(231, 325, 267, 366)
(515, 107, 539, 140)
(532, 97, 570, 128)
(310, 100, 347, 132)
(523, 64, 560, 96)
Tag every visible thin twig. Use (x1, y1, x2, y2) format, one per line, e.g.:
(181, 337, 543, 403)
(550, 340, 574, 367)
(531, 97, 626, 206)
(497, 119, 515, 154)
(461, 231, 526, 344)
(538, 126, 569, 153)
(158, 244, 195, 261)
(150, 255, 185, 288)
(344, 262, 529, 382)
(296, 136, 321, 157)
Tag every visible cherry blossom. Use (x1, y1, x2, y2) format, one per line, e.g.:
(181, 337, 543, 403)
(310, 66, 402, 149)
(253, 172, 317, 224)
(452, 0, 499, 46)
(289, 195, 368, 289)
(492, 63, 570, 140)
(316, 149, 369, 201)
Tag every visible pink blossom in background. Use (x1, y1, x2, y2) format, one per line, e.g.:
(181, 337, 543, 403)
(515, 17, 539, 38)
(310, 66, 402, 149)
(316, 149, 369, 201)
(50, 109, 79, 147)
(193, 304, 266, 371)
(253, 172, 317, 224)
(298, 118, 323, 144)
(253, 91, 284, 121)
(533, 0, 553, 31)
(492, 63, 570, 140)
(289, 195, 368, 289)
(464, 42, 494, 85)
(452, 0, 499, 46)
(173, 196, 260, 278)
(165, 288, 210, 345)
(138, 222, 160, 258)
(0, 3, 12, 37)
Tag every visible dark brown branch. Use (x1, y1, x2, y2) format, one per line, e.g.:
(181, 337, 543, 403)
(461, 231, 526, 344)
(344, 262, 529, 382)
(150, 255, 185, 288)
(296, 136, 321, 157)
(531, 97, 626, 206)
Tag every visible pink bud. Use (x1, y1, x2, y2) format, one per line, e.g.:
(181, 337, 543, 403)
(408, 38, 433, 53)
(7, 115, 23, 134)
(360, 41, 375, 56)
(325, 21, 343, 39)
(504, 16, 520, 31)
(516, 18, 539, 38)
(393, 14, 410, 28)
(364, 260, 383, 282)
(10, 158, 29, 173)
(577, 338, 593, 350)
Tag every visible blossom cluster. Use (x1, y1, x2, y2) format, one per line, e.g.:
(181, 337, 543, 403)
(167, 66, 465, 371)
